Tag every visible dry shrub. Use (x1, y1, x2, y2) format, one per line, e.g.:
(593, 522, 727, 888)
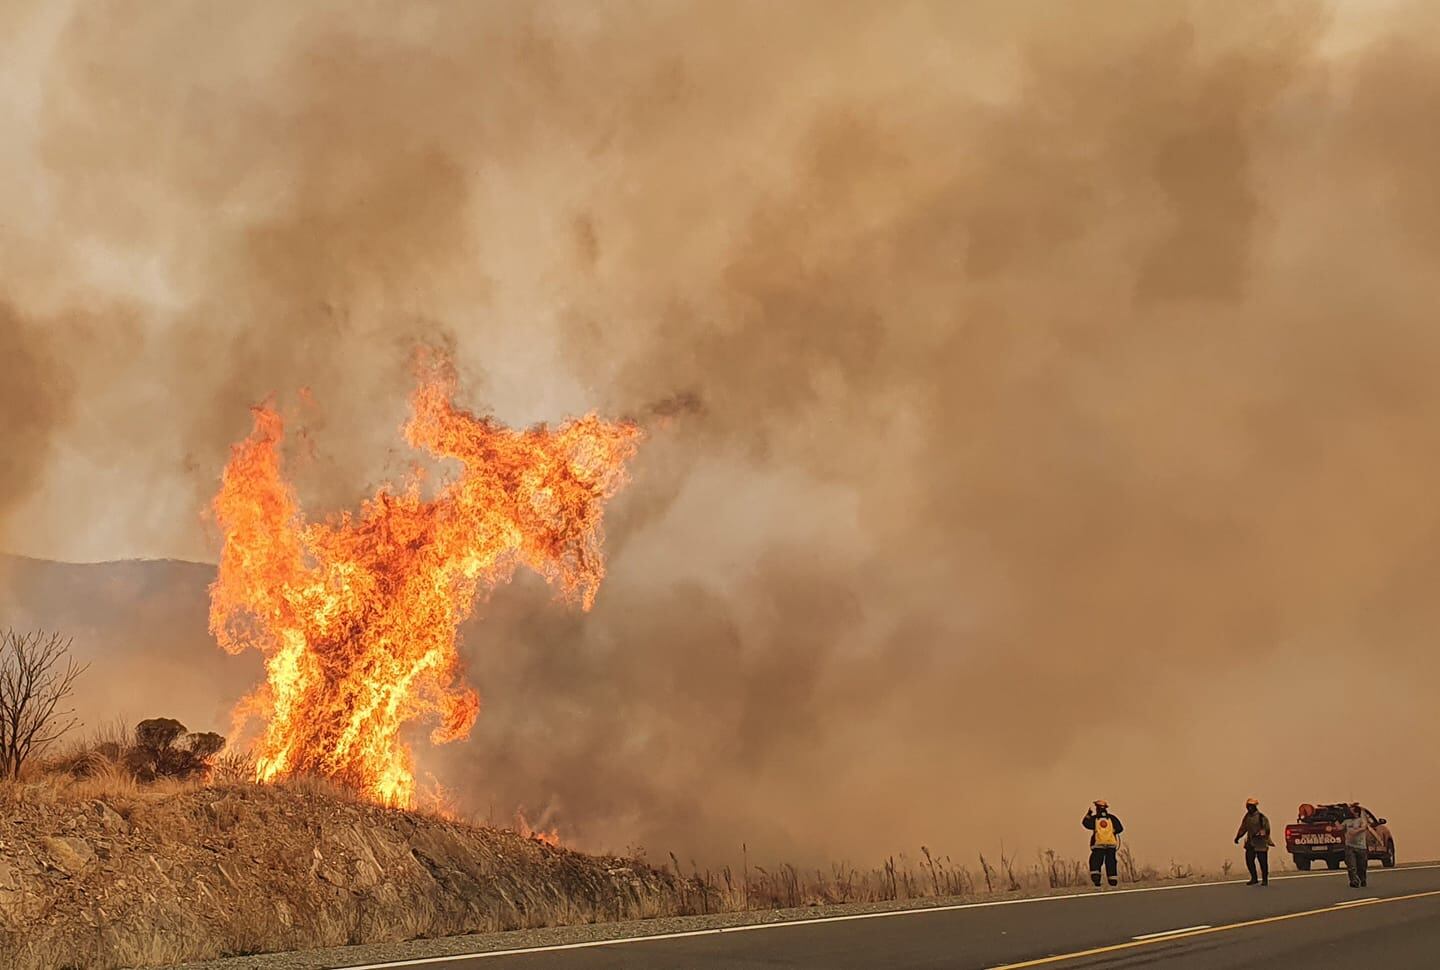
(209, 748, 257, 785)
(125, 718, 225, 781)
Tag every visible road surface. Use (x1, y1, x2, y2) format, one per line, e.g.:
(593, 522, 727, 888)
(333, 863, 1440, 970)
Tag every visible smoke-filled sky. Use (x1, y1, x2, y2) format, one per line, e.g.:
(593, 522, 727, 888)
(3, 0, 1440, 868)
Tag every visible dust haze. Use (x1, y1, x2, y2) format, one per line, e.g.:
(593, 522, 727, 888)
(2, 0, 1439, 868)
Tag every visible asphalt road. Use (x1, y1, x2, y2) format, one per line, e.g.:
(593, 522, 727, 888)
(335, 863, 1440, 970)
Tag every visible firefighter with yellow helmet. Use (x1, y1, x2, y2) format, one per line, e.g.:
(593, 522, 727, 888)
(1083, 799, 1124, 887)
(1234, 797, 1273, 886)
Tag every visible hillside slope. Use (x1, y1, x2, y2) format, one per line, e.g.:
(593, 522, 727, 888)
(0, 779, 683, 970)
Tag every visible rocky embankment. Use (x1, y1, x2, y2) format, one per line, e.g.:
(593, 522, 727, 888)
(0, 781, 683, 970)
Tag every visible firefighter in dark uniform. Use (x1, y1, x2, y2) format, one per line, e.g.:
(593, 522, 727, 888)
(1083, 799, 1124, 887)
(1234, 797, 1273, 886)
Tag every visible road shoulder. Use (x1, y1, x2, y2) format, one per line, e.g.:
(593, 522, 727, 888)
(173, 871, 1271, 970)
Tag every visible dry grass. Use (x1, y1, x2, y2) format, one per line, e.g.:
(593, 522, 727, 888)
(5, 722, 212, 819)
(0, 763, 204, 814)
(0, 765, 686, 970)
(0, 735, 1214, 970)
(210, 749, 257, 786)
(655, 842, 1195, 916)
(18, 727, 1199, 911)
(8, 736, 1209, 910)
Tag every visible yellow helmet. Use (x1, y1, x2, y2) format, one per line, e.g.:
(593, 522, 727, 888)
(1246, 797, 1259, 807)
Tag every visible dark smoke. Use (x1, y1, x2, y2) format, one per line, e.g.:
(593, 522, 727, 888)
(3, 1, 1439, 867)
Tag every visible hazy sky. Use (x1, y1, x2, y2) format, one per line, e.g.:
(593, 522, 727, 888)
(3, 0, 1439, 868)
(0, 0, 1419, 565)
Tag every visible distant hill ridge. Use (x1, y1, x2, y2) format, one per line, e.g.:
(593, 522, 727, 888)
(0, 554, 254, 735)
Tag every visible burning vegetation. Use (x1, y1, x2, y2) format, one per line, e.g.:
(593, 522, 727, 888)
(208, 356, 641, 808)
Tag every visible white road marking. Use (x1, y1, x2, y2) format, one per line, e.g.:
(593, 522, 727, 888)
(1132, 924, 1210, 940)
(1332, 897, 1379, 907)
(331, 863, 1440, 969)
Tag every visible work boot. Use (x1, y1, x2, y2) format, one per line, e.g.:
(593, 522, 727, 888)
(1261, 877, 1268, 886)
(1107, 879, 1118, 888)
(1246, 878, 1259, 886)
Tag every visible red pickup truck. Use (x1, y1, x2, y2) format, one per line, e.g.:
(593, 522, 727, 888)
(1284, 803, 1395, 871)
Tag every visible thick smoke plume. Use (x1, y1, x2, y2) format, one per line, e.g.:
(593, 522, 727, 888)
(3, 1, 1440, 866)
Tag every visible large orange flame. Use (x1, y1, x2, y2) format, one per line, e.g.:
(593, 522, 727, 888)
(209, 356, 641, 808)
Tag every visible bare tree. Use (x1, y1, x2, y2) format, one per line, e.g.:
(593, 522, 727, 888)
(0, 629, 88, 779)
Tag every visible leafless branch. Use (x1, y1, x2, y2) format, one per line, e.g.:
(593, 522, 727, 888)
(0, 629, 88, 779)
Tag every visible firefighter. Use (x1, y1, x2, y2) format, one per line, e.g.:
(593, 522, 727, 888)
(1083, 799, 1124, 887)
(1233, 797, 1273, 886)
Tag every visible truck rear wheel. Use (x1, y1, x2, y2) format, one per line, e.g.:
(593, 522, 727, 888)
(1293, 856, 1312, 871)
(1326, 857, 1342, 870)
(1382, 841, 1396, 868)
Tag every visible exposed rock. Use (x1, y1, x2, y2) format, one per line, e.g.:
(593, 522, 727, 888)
(351, 853, 383, 890)
(0, 888, 40, 926)
(204, 795, 244, 831)
(41, 836, 96, 875)
(92, 801, 130, 836)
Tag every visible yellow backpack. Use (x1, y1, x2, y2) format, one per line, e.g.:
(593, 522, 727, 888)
(1093, 815, 1118, 847)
